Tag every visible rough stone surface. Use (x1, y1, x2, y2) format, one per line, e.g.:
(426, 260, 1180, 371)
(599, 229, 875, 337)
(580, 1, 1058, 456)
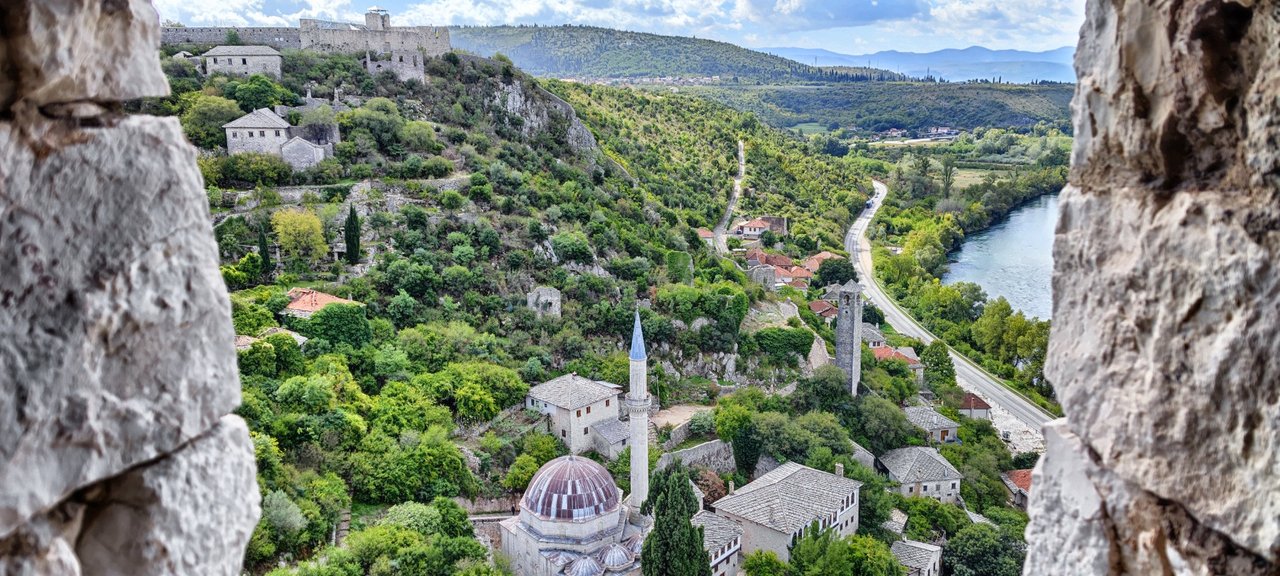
(0, 2, 260, 573)
(1029, 0, 1280, 572)
(0, 0, 170, 110)
(76, 417, 260, 576)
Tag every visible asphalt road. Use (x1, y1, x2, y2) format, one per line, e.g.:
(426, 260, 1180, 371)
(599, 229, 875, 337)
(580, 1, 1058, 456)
(848, 180, 1054, 432)
(713, 140, 745, 254)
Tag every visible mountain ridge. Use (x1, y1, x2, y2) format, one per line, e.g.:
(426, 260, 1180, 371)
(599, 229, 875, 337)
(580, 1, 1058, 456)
(760, 45, 1076, 83)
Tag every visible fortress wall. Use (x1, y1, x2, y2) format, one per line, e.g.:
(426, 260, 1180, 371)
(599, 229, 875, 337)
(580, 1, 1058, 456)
(302, 26, 451, 56)
(161, 27, 301, 49)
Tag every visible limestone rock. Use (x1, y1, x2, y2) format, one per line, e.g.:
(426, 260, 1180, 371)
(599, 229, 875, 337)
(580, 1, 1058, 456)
(0, 0, 170, 109)
(76, 417, 261, 576)
(1033, 0, 1280, 570)
(1023, 420, 1114, 575)
(0, 116, 240, 537)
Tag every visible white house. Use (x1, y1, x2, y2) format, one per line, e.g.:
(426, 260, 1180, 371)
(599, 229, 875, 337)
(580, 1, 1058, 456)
(526, 374, 626, 455)
(711, 462, 862, 563)
(879, 447, 964, 503)
(223, 108, 336, 171)
(958, 392, 991, 420)
(693, 511, 743, 576)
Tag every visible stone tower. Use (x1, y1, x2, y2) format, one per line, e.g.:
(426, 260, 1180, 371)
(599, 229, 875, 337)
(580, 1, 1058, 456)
(626, 311, 651, 508)
(834, 280, 863, 395)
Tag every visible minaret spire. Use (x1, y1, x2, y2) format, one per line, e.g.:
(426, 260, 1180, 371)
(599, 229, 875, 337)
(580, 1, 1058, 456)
(626, 309, 651, 509)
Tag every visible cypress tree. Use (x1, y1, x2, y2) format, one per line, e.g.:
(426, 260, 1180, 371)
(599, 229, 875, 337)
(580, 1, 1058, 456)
(641, 466, 711, 576)
(257, 226, 273, 281)
(343, 205, 360, 265)
(733, 421, 761, 478)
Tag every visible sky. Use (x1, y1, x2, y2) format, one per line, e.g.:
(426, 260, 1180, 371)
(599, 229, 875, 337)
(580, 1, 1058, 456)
(153, 0, 1087, 54)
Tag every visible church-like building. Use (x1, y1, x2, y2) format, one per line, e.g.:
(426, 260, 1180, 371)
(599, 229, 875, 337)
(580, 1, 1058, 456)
(500, 313, 653, 576)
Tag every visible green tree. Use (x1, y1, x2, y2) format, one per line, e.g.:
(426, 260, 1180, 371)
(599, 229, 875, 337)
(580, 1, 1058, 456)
(308, 303, 372, 348)
(271, 209, 328, 270)
(743, 551, 787, 576)
(257, 226, 274, 280)
(503, 454, 540, 491)
(732, 420, 761, 478)
(226, 74, 289, 112)
(853, 395, 918, 453)
(179, 94, 243, 149)
(551, 231, 594, 263)
(344, 205, 361, 265)
(641, 466, 711, 576)
(815, 257, 858, 287)
(263, 333, 306, 378)
(944, 523, 1025, 576)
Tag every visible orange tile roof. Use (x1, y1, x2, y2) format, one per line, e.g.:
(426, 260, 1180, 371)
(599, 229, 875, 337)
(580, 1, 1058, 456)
(808, 300, 837, 317)
(285, 288, 358, 314)
(1007, 469, 1033, 492)
(803, 251, 843, 272)
(743, 218, 769, 228)
(789, 266, 814, 279)
(873, 346, 920, 365)
(697, 228, 715, 238)
(763, 253, 793, 267)
(960, 393, 991, 410)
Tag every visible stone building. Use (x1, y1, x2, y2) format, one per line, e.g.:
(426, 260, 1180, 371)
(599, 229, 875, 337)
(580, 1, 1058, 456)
(903, 406, 959, 444)
(890, 540, 942, 576)
(834, 279, 863, 395)
(692, 511, 742, 576)
(710, 462, 862, 564)
(526, 286, 562, 318)
(223, 108, 336, 171)
(366, 51, 428, 83)
(957, 392, 990, 420)
(501, 314, 652, 576)
(201, 45, 281, 78)
(162, 9, 452, 57)
(879, 447, 963, 503)
(526, 374, 625, 456)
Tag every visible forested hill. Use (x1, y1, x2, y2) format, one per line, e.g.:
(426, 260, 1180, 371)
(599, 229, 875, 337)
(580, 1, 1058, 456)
(449, 25, 905, 83)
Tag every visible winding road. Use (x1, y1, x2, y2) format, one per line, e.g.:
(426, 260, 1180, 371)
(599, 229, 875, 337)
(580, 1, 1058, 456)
(713, 140, 746, 254)
(849, 181, 1052, 450)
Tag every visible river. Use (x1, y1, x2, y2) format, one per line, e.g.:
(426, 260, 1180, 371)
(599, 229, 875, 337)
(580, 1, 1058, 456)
(943, 194, 1058, 320)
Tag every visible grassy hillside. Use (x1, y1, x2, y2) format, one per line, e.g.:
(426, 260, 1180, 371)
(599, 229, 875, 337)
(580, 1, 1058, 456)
(682, 82, 1074, 132)
(450, 25, 904, 83)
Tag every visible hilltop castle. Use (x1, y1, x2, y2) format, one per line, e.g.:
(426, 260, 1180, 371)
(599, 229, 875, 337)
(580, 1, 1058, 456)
(161, 7, 451, 57)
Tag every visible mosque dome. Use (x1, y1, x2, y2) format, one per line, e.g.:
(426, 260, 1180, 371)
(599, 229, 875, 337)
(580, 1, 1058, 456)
(597, 543, 635, 571)
(522, 456, 621, 521)
(564, 555, 605, 576)
(623, 534, 645, 555)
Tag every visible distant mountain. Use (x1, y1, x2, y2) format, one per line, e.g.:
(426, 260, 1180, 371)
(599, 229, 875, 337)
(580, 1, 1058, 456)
(760, 46, 1076, 84)
(450, 25, 906, 83)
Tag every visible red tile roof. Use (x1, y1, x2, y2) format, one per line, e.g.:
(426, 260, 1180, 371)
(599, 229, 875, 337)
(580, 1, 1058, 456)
(873, 346, 921, 366)
(743, 218, 769, 228)
(763, 253, 793, 267)
(803, 251, 843, 272)
(960, 393, 991, 410)
(697, 228, 715, 238)
(285, 288, 358, 314)
(809, 300, 837, 317)
(789, 266, 814, 279)
(1007, 469, 1033, 492)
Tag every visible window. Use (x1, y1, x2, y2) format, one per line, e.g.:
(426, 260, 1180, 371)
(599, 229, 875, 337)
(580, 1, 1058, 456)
(586, 406, 591, 414)
(259, 131, 265, 137)
(605, 399, 610, 407)
(951, 482, 958, 489)
(923, 485, 928, 492)
(275, 130, 280, 137)
(908, 486, 914, 493)
(231, 131, 237, 138)
(560, 430, 566, 438)
(241, 58, 247, 65)
(212, 57, 218, 64)
(247, 131, 252, 138)
(576, 409, 581, 417)
(583, 427, 588, 435)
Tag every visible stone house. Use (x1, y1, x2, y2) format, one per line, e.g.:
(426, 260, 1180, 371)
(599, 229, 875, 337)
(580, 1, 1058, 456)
(202, 45, 282, 78)
(958, 392, 991, 420)
(711, 462, 862, 564)
(223, 108, 337, 171)
(878, 447, 963, 503)
(696, 228, 715, 247)
(808, 300, 838, 321)
(692, 511, 742, 576)
(873, 345, 924, 383)
(904, 406, 960, 444)
(862, 324, 887, 348)
(1002, 469, 1034, 510)
(526, 374, 626, 455)
(891, 540, 943, 576)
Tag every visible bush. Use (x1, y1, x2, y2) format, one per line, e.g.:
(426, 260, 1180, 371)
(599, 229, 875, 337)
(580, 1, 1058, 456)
(224, 152, 293, 186)
(753, 327, 815, 365)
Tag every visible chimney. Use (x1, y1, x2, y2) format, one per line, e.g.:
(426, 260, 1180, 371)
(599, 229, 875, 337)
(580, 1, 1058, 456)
(728, 480, 735, 495)
(835, 463, 845, 478)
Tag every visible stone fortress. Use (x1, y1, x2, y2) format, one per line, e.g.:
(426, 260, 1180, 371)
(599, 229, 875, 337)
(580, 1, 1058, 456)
(161, 7, 451, 59)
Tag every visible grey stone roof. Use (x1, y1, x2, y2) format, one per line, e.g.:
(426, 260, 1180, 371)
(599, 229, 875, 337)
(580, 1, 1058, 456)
(966, 510, 995, 526)
(881, 508, 908, 534)
(529, 374, 620, 410)
(712, 462, 862, 535)
(851, 440, 876, 468)
(862, 324, 886, 343)
(891, 540, 941, 570)
(590, 418, 629, 445)
(689, 479, 705, 504)
(879, 447, 963, 484)
(222, 108, 291, 129)
(904, 406, 959, 432)
(691, 511, 742, 554)
(203, 45, 281, 57)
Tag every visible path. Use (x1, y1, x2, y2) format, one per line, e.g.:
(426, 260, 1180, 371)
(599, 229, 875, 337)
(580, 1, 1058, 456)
(652, 405, 712, 429)
(849, 180, 1052, 452)
(713, 139, 745, 254)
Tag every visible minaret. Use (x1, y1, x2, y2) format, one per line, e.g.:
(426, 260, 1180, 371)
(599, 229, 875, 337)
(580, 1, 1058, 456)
(626, 311, 651, 509)
(835, 280, 863, 396)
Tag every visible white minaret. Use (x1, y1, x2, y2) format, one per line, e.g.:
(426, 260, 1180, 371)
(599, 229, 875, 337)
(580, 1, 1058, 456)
(626, 310, 651, 509)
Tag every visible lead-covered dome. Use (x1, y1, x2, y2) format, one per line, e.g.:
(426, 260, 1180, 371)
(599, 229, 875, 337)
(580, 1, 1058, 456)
(522, 455, 621, 521)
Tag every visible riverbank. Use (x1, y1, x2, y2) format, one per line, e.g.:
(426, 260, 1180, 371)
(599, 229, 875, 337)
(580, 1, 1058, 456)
(943, 193, 1058, 320)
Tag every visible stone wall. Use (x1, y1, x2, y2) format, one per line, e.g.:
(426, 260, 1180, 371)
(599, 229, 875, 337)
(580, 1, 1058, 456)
(162, 26, 301, 49)
(656, 440, 735, 475)
(1025, 0, 1279, 573)
(206, 54, 282, 78)
(0, 2, 260, 574)
(300, 20, 451, 56)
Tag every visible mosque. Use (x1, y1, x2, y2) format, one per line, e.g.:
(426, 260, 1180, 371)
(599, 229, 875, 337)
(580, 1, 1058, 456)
(499, 313, 654, 576)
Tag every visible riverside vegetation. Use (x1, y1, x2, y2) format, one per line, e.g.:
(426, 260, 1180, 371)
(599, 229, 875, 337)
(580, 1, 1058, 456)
(138, 43, 1040, 575)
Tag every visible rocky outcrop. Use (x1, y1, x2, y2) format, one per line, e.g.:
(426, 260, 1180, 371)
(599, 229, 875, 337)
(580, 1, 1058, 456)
(1028, 0, 1279, 573)
(494, 79, 599, 158)
(0, 1, 259, 574)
